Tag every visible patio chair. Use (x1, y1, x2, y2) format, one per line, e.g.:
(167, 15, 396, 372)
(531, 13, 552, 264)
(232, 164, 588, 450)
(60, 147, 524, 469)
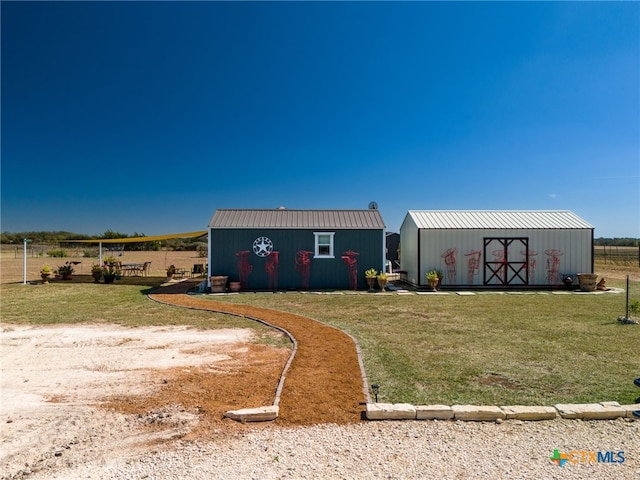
(191, 264, 204, 277)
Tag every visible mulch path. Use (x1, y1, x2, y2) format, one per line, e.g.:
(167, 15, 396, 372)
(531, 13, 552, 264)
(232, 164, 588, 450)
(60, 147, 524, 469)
(148, 281, 366, 427)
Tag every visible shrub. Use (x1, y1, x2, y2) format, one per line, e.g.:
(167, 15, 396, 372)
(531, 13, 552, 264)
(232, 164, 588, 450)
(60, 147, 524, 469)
(47, 249, 67, 258)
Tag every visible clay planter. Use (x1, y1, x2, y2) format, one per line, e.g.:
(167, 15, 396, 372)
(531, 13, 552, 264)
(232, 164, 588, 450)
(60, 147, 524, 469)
(577, 273, 598, 292)
(229, 281, 241, 292)
(366, 277, 376, 292)
(377, 278, 388, 291)
(210, 276, 228, 293)
(428, 278, 438, 291)
(91, 271, 102, 283)
(40, 272, 51, 284)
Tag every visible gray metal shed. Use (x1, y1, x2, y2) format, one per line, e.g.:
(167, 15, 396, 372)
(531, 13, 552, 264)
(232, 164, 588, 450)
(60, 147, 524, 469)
(399, 210, 594, 288)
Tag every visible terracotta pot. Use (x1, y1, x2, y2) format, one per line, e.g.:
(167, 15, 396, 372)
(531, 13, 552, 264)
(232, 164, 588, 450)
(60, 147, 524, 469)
(91, 271, 102, 283)
(577, 273, 598, 292)
(210, 276, 228, 293)
(229, 281, 241, 292)
(428, 278, 438, 291)
(378, 278, 388, 290)
(40, 273, 51, 284)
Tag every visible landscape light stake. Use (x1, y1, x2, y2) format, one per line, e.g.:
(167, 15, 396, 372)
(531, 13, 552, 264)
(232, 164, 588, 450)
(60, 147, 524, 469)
(371, 383, 380, 403)
(626, 275, 630, 320)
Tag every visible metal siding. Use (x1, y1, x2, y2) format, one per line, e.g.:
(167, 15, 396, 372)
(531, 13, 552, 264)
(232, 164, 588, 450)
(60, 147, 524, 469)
(399, 213, 420, 284)
(408, 210, 593, 230)
(209, 209, 385, 229)
(209, 227, 383, 290)
(419, 228, 593, 287)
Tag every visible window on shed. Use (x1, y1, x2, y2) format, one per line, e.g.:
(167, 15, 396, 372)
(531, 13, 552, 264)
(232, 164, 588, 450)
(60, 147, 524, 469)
(314, 232, 335, 258)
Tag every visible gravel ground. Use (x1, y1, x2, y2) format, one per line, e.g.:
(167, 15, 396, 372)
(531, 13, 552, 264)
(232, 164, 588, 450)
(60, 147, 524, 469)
(24, 417, 640, 480)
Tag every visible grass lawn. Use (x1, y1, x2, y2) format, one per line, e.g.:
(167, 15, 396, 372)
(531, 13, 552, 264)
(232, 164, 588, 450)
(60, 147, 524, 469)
(2, 275, 639, 407)
(0, 279, 285, 346)
(205, 277, 640, 407)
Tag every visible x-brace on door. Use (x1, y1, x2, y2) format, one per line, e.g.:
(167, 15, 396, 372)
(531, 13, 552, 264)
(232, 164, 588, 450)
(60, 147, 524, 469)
(483, 237, 529, 286)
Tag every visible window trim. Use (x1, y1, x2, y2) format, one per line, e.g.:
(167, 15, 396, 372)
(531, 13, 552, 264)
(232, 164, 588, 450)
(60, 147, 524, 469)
(313, 231, 335, 258)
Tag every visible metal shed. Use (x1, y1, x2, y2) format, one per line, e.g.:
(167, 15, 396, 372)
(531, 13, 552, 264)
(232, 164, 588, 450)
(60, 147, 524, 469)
(399, 210, 594, 288)
(208, 208, 386, 290)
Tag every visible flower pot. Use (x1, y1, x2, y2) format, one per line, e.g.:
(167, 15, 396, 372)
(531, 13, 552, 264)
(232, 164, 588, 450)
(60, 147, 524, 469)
(377, 278, 388, 291)
(366, 277, 376, 292)
(210, 276, 228, 293)
(91, 271, 102, 283)
(103, 275, 115, 284)
(577, 273, 598, 292)
(40, 273, 51, 284)
(229, 281, 241, 292)
(428, 278, 438, 291)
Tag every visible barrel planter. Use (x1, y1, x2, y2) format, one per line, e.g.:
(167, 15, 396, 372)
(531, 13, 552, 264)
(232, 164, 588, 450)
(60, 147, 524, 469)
(577, 273, 598, 292)
(210, 276, 228, 293)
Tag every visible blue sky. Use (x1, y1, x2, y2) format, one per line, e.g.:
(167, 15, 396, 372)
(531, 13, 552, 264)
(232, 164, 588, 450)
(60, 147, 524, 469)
(2, 1, 638, 237)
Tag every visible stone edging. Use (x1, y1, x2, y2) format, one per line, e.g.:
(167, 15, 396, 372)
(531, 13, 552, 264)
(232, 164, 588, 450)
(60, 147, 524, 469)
(366, 401, 640, 421)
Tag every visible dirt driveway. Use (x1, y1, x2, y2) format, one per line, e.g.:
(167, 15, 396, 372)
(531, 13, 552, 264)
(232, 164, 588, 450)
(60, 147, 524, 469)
(1, 268, 366, 479)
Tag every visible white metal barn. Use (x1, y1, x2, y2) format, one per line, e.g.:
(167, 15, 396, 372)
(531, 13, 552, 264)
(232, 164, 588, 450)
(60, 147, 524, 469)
(399, 210, 594, 288)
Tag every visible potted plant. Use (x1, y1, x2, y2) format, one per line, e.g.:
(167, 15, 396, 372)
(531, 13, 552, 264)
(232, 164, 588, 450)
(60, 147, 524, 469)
(427, 270, 439, 291)
(210, 275, 228, 293)
(40, 264, 52, 284)
(166, 264, 176, 280)
(102, 263, 120, 284)
(90, 264, 103, 283)
(57, 262, 74, 280)
(377, 272, 388, 290)
(365, 268, 378, 292)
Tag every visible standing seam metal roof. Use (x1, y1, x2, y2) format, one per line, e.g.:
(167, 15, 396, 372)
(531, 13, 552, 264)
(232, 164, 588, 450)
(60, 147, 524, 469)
(209, 209, 386, 229)
(407, 210, 593, 230)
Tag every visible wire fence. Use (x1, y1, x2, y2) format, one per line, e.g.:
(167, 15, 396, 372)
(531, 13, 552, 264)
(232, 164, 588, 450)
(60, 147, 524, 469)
(594, 245, 640, 267)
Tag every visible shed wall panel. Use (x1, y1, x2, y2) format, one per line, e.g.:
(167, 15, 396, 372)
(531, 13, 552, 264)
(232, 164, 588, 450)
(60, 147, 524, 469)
(399, 215, 420, 284)
(209, 228, 384, 290)
(417, 228, 592, 287)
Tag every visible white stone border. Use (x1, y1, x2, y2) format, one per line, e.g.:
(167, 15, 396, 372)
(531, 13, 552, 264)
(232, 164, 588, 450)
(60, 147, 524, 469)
(366, 401, 640, 421)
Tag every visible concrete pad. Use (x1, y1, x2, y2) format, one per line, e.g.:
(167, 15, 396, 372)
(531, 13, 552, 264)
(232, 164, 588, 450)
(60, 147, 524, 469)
(366, 403, 417, 420)
(554, 403, 625, 420)
(224, 405, 279, 422)
(452, 405, 506, 421)
(415, 405, 454, 420)
(501, 405, 558, 421)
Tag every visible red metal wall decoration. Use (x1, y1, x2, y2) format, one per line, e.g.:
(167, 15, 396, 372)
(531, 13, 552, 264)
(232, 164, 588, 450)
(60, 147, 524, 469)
(521, 249, 538, 283)
(464, 249, 482, 285)
(341, 250, 359, 290)
(235, 250, 253, 289)
(266, 251, 279, 290)
(441, 247, 457, 285)
(544, 249, 563, 286)
(295, 250, 313, 290)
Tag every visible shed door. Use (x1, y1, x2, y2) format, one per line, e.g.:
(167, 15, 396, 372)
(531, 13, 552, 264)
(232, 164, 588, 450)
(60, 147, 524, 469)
(483, 238, 529, 286)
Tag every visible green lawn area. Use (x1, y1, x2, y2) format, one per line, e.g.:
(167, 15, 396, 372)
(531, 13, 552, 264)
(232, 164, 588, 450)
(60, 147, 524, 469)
(2, 276, 639, 407)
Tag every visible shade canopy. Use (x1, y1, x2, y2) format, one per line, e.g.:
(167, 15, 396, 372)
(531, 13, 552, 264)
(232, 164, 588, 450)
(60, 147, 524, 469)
(67, 231, 208, 244)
